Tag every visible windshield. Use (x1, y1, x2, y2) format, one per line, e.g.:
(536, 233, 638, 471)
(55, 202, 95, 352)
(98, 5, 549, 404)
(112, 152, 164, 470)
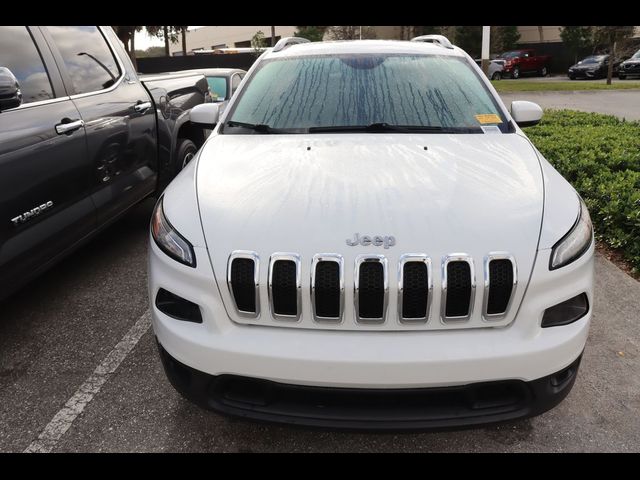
(499, 51, 522, 59)
(224, 54, 509, 134)
(580, 56, 605, 64)
(206, 76, 227, 101)
(632, 50, 640, 59)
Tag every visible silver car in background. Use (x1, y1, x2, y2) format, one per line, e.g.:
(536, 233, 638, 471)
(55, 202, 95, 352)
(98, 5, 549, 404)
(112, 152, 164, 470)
(475, 58, 505, 80)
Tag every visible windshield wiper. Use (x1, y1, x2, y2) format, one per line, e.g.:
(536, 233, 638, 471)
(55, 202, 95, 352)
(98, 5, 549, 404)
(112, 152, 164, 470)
(308, 123, 413, 133)
(225, 120, 276, 133)
(308, 123, 483, 134)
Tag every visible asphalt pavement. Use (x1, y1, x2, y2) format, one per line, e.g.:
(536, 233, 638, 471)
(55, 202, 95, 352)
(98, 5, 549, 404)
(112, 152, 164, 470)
(499, 86, 640, 121)
(1, 198, 639, 452)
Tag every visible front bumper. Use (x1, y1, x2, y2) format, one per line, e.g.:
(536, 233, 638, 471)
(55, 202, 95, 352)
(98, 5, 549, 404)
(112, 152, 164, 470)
(157, 339, 583, 431)
(150, 239, 593, 389)
(620, 64, 640, 75)
(568, 69, 601, 79)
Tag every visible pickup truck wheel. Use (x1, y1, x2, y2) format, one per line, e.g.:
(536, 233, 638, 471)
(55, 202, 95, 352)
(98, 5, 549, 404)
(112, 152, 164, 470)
(511, 67, 520, 79)
(491, 71, 501, 80)
(176, 139, 197, 172)
(540, 66, 548, 77)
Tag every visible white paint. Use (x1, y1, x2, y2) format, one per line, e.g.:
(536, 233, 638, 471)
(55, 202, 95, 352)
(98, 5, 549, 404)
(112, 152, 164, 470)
(24, 310, 151, 453)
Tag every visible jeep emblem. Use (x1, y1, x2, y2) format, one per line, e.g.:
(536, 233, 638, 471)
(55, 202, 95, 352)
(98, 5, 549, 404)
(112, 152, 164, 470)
(346, 233, 396, 249)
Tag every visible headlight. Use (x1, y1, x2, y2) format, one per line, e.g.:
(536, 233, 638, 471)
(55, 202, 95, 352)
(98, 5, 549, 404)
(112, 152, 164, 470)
(549, 196, 593, 270)
(151, 197, 196, 267)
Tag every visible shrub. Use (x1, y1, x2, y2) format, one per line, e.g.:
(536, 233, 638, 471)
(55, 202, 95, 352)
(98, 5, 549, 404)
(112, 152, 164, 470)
(527, 110, 640, 272)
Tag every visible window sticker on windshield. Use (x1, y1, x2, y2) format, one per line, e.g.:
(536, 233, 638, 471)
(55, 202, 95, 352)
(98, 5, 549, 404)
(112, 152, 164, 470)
(475, 114, 502, 124)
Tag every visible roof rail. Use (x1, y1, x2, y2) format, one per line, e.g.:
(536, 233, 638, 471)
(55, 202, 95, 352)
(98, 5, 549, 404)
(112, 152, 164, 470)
(272, 37, 311, 53)
(411, 34, 454, 49)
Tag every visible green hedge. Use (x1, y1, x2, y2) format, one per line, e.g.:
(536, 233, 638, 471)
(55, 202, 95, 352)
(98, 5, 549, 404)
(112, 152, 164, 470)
(526, 110, 640, 272)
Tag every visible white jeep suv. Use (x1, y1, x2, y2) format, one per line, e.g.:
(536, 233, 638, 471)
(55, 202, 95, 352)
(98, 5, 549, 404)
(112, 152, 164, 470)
(149, 36, 594, 430)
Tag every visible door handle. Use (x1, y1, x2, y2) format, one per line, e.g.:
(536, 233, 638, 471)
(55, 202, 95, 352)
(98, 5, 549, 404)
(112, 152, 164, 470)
(134, 101, 152, 113)
(55, 119, 85, 135)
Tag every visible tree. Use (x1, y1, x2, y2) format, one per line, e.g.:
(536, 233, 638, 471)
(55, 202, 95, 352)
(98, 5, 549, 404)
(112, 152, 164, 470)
(251, 30, 267, 56)
(270, 26, 276, 46)
(135, 46, 166, 58)
(326, 26, 376, 40)
(146, 26, 181, 56)
(112, 26, 142, 67)
(497, 26, 521, 51)
(454, 26, 482, 58)
(181, 26, 188, 55)
(593, 26, 635, 84)
(560, 26, 594, 64)
(294, 26, 327, 42)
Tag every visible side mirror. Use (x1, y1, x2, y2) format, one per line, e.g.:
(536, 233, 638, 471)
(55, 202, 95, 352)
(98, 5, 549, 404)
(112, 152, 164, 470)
(511, 100, 543, 128)
(190, 103, 219, 128)
(0, 67, 23, 111)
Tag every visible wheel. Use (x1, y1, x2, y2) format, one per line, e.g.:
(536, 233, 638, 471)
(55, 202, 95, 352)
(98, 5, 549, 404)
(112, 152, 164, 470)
(176, 138, 198, 173)
(491, 71, 502, 80)
(539, 65, 549, 77)
(511, 66, 520, 79)
(618, 74, 626, 80)
(569, 74, 576, 80)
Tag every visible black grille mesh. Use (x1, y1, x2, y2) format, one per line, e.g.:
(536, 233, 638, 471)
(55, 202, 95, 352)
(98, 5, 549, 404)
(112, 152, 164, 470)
(358, 261, 384, 319)
(272, 260, 297, 316)
(487, 259, 514, 315)
(445, 261, 472, 318)
(314, 261, 340, 319)
(402, 262, 429, 319)
(230, 258, 256, 313)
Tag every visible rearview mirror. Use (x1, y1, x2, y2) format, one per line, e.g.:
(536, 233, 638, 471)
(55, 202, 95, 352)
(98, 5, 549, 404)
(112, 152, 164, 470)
(511, 100, 543, 128)
(0, 67, 23, 111)
(190, 103, 219, 128)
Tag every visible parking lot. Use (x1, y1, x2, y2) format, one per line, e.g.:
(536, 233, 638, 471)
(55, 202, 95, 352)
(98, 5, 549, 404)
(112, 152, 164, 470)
(500, 87, 640, 120)
(1, 198, 639, 453)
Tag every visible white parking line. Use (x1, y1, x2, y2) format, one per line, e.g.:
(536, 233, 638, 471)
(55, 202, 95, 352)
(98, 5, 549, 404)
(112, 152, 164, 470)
(24, 310, 152, 453)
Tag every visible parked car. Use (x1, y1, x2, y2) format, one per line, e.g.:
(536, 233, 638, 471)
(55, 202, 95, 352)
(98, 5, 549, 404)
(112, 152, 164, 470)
(0, 26, 211, 301)
(474, 58, 505, 80)
(568, 54, 620, 79)
(150, 36, 594, 430)
(167, 68, 246, 113)
(497, 49, 552, 78)
(618, 49, 640, 79)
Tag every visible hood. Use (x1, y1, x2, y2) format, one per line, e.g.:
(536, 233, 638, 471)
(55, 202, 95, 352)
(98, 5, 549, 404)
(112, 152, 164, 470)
(196, 133, 544, 328)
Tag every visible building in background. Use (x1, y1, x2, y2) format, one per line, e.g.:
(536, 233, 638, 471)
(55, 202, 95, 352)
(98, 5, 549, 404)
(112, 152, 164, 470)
(170, 26, 297, 55)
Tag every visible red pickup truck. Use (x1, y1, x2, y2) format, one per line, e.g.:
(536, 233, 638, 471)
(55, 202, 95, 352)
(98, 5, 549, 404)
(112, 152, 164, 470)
(497, 49, 552, 79)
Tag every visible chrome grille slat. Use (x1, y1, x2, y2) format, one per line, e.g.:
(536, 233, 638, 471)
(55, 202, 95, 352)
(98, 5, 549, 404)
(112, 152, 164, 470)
(355, 255, 388, 323)
(482, 253, 517, 321)
(227, 250, 260, 318)
(268, 253, 301, 321)
(311, 254, 344, 322)
(440, 254, 476, 322)
(398, 254, 432, 323)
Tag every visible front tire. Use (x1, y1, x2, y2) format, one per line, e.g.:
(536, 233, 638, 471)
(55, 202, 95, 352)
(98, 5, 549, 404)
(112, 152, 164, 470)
(539, 65, 549, 77)
(176, 139, 198, 173)
(511, 66, 520, 79)
(618, 74, 626, 80)
(491, 71, 502, 81)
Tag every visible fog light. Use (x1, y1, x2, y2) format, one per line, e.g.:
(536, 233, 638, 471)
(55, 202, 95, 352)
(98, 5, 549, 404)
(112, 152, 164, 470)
(542, 293, 589, 328)
(155, 288, 203, 323)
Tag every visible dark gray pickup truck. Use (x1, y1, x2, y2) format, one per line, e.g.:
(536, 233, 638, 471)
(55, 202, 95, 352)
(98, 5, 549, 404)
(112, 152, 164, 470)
(0, 26, 211, 301)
